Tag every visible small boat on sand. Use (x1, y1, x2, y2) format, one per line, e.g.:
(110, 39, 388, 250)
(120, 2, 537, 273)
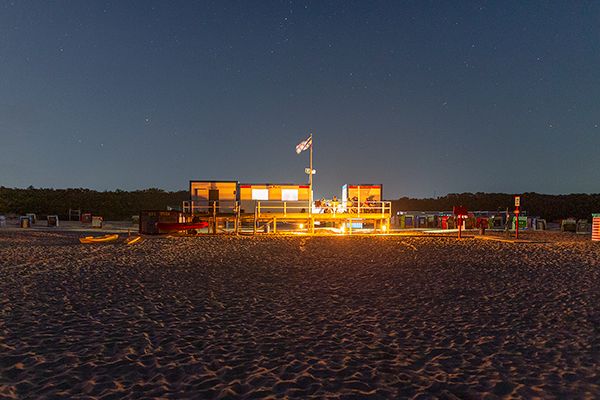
(125, 236, 142, 245)
(79, 234, 119, 244)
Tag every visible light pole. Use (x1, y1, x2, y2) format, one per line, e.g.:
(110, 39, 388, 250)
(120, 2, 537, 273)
(309, 133, 313, 216)
(297, 133, 314, 232)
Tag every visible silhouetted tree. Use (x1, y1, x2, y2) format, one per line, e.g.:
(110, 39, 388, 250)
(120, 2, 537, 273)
(1, 187, 599, 221)
(391, 192, 600, 222)
(0, 187, 189, 220)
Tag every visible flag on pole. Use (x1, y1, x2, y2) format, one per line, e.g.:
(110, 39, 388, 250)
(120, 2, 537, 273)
(295, 135, 312, 154)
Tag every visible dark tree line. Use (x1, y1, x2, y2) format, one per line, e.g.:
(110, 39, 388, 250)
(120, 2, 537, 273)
(1, 187, 599, 221)
(392, 192, 600, 222)
(0, 187, 189, 221)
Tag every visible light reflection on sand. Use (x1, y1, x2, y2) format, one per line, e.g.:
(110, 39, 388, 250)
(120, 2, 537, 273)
(1, 231, 598, 398)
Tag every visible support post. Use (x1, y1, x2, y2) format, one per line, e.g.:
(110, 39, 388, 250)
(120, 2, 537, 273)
(309, 134, 313, 217)
(357, 187, 361, 218)
(235, 202, 240, 235)
(232, 203, 236, 234)
(253, 205, 257, 235)
(516, 208, 519, 239)
(212, 202, 217, 234)
(273, 217, 277, 234)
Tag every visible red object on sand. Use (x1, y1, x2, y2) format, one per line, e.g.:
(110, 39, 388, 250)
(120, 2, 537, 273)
(453, 206, 468, 239)
(157, 222, 209, 232)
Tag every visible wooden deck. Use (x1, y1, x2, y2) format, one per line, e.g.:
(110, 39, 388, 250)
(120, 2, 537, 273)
(252, 212, 390, 220)
(182, 200, 392, 234)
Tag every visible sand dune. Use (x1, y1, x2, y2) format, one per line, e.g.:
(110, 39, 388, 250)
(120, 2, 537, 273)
(1, 231, 599, 399)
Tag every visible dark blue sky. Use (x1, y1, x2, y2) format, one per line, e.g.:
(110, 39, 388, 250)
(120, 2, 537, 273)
(1, 1, 599, 198)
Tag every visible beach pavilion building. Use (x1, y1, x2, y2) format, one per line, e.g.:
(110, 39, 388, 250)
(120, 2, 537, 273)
(189, 180, 238, 213)
(182, 179, 391, 234)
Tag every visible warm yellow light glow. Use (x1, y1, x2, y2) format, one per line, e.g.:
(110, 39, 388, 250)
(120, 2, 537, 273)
(382, 224, 387, 231)
(299, 223, 304, 229)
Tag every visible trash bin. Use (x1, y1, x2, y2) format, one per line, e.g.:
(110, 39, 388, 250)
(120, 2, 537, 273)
(20, 216, 30, 228)
(47, 215, 59, 227)
(592, 214, 600, 241)
(92, 216, 103, 228)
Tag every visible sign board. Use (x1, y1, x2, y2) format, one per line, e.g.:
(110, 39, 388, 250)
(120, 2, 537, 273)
(514, 196, 520, 207)
(453, 206, 468, 216)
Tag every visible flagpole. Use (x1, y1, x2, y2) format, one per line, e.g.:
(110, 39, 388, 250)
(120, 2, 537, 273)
(309, 133, 313, 217)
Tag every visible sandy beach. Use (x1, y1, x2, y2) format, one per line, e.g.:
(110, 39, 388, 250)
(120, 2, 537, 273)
(1, 231, 598, 399)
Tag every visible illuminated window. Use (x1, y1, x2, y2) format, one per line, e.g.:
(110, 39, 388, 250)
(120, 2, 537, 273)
(252, 189, 269, 200)
(281, 189, 298, 201)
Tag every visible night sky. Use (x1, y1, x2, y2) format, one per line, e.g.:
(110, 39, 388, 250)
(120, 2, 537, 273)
(1, 1, 599, 198)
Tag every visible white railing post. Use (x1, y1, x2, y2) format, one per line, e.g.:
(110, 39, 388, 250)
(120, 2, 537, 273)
(253, 203, 257, 235)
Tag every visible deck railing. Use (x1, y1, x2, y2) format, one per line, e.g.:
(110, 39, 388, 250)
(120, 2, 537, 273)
(255, 200, 392, 218)
(182, 200, 392, 219)
(182, 200, 239, 215)
(322, 200, 392, 218)
(254, 200, 311, 217)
